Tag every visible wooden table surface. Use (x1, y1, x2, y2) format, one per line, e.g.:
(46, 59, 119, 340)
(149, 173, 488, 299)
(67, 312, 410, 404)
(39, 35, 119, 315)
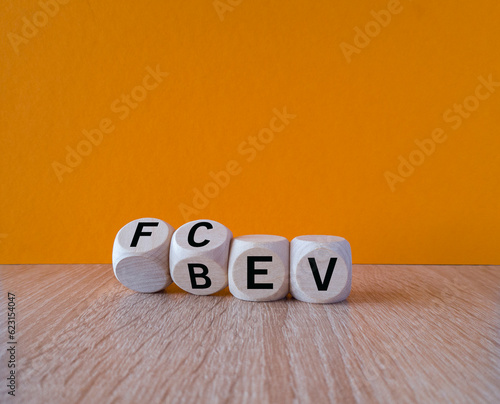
(0, 264, 499, 403)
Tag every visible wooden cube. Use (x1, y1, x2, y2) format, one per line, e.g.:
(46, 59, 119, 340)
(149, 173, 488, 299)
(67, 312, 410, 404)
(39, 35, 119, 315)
(290, 235, 352, 303)
(228, 235, 289, 302)
(169, 219, 232, 295)
(112, 218, 175, 293)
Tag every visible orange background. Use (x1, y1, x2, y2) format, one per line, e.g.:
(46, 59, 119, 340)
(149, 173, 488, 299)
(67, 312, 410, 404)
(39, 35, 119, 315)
(1, 0, 499, 264)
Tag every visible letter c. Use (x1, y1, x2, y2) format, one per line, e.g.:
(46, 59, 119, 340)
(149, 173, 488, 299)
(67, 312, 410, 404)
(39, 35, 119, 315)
(187, 221, 213, 247)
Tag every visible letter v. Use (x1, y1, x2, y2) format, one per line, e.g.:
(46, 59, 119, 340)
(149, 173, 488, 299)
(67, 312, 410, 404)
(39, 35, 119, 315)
(308, 257, 337, 291)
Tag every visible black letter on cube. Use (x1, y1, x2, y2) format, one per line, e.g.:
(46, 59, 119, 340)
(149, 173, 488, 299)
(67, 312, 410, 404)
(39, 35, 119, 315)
(247, 256, 274, 289)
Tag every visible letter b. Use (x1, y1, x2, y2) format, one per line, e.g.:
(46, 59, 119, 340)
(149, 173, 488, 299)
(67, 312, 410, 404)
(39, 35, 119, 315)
(188, 263, 212, 289)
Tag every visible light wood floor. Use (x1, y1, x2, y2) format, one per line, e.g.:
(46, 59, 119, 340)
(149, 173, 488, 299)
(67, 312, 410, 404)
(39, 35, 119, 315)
(0, 264, 499, 403)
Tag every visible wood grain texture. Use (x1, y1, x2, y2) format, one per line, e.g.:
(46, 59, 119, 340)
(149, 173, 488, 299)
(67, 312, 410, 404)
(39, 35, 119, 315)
(0, 264, 499, 403)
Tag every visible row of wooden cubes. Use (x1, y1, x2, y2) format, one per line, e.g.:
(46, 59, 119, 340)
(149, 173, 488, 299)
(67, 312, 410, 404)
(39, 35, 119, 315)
(112, 218, 352, 303)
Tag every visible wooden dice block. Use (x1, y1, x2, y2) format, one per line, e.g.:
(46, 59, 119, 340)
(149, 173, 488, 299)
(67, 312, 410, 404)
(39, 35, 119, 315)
(290, 235, 352, 303)
(112, 218, 174, 293)
(170, 219, 232, 295)
(228, 235, 289, 302)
